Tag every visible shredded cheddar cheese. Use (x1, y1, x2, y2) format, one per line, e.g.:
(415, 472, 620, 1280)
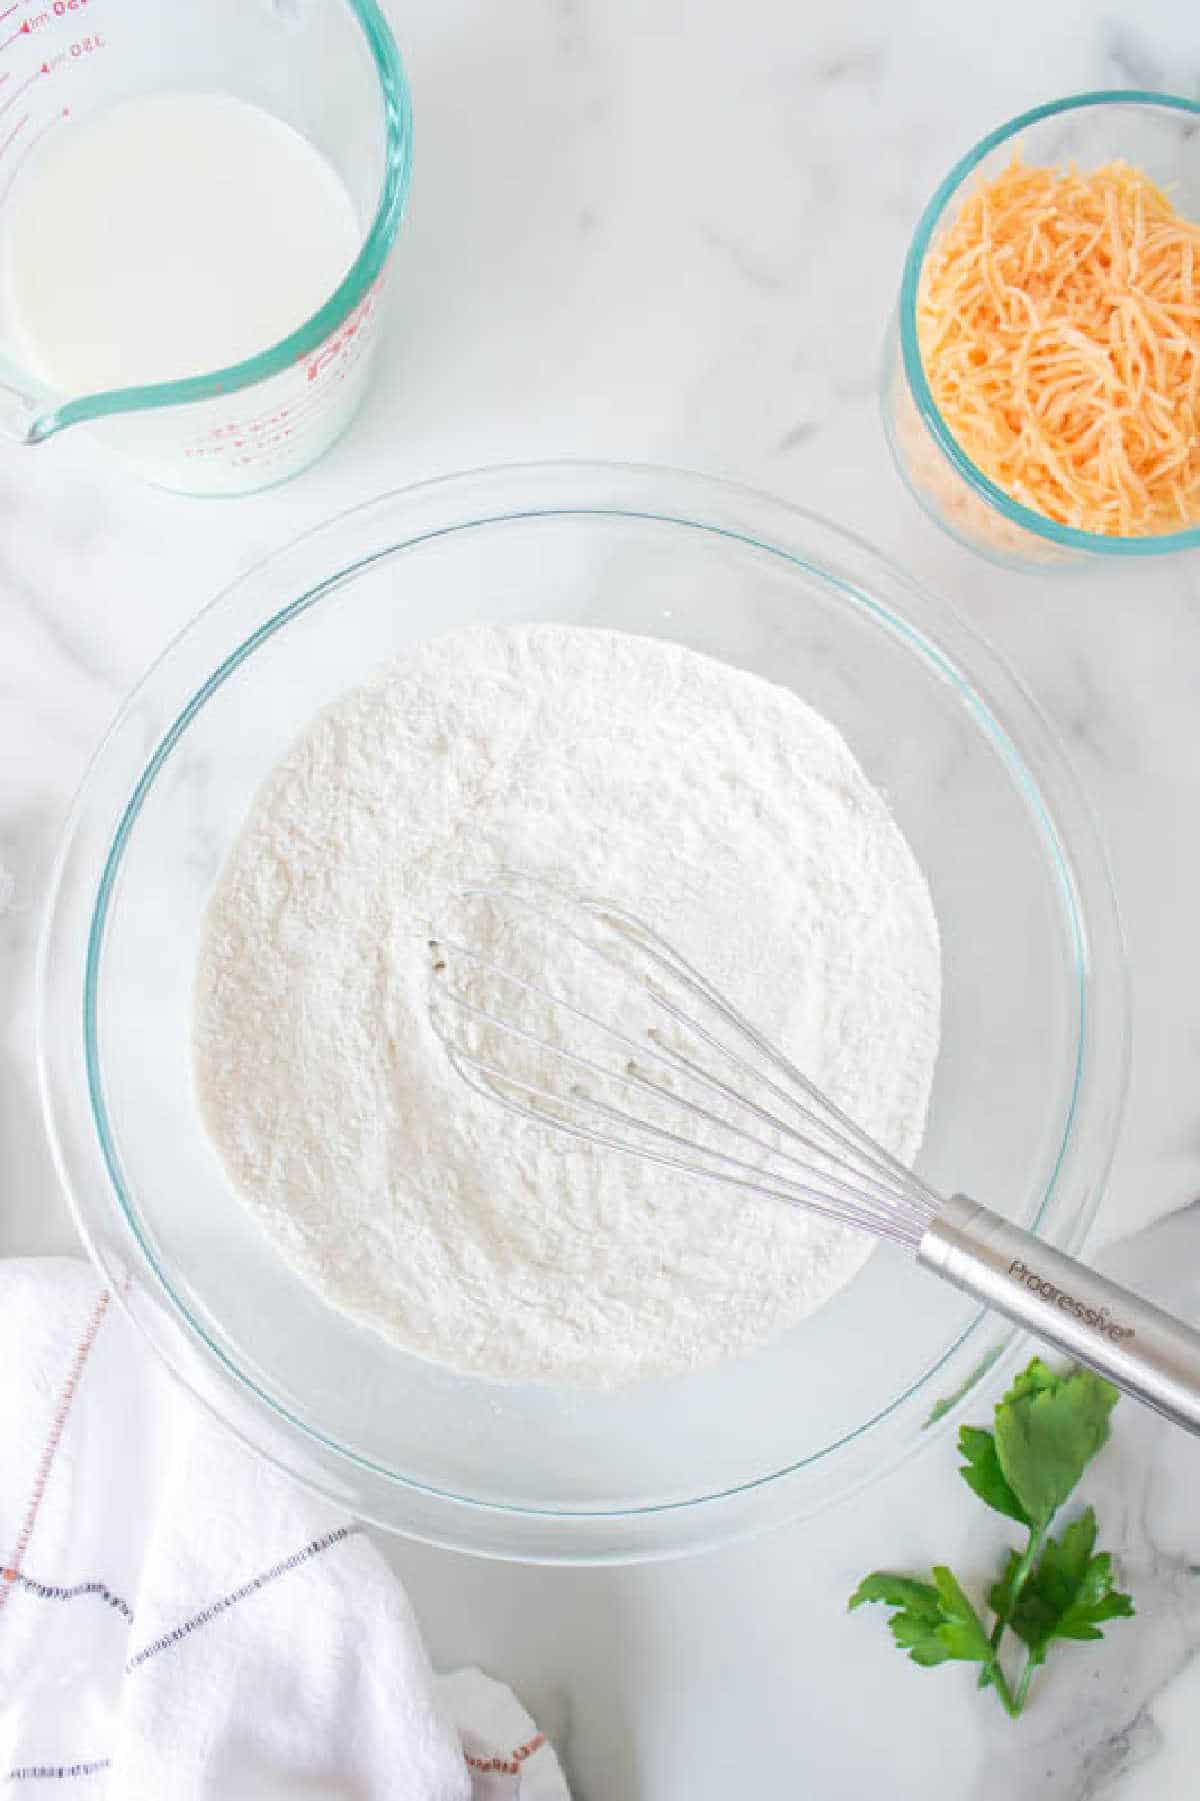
(917, 157, 1200, 536)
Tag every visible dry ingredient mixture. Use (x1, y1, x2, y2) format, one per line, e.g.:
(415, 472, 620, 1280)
(194, 624, 941, 1389)
(918, 157, 1200, 536)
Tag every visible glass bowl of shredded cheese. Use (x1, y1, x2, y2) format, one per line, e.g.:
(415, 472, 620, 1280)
(883, 90, 1200, 568)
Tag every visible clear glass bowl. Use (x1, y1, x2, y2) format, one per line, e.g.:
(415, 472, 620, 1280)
(882, 91, 1200, 570)
(38, 463, 1128, 1561)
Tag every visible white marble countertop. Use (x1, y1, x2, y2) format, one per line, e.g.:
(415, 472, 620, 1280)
(5, 1, 1200, 1795)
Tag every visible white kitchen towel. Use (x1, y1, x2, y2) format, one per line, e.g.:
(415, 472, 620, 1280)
(0, 1257, 569, 1800)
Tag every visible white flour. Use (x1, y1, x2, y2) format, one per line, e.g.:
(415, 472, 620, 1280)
(194, 624, 941, 1388)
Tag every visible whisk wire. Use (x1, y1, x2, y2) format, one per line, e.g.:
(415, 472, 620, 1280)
(434, 975, 916, 1231)
(588, 897, 941, 1209)
(444, 1041, 922, 1245)
(429, 876, 942, 1250)
(431, 933, 915, 1217)
(456, 882, 905, 1190)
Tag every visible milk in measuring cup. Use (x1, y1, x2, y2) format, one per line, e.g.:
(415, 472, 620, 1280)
(2, 91, 360, 396)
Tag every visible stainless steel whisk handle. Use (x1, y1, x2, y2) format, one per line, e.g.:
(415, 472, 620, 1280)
(919, 1195, 1200, 1435)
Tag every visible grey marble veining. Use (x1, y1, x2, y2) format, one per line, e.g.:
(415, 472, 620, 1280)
(2, 0, 1200, 1796)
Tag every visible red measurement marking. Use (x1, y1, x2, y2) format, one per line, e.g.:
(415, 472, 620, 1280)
(305, 294, 375, 383)
(0, 5, 17, 22)
(69, 31, 101, 52)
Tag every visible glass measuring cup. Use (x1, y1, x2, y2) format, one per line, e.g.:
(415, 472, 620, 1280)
(0, 0, 411, 493)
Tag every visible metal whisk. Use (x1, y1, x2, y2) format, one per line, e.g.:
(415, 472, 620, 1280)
(429, 875, 1200, 1435)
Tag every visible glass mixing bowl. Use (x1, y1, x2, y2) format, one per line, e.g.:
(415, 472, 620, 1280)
(882, 91, 1200, 570)
(38, 463, 1128, 1561)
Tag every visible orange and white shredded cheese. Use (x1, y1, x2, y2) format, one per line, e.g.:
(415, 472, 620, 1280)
(918, 157, 1200, 536)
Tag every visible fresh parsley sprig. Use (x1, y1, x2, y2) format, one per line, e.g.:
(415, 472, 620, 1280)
(849, 1359, 1134, 1718)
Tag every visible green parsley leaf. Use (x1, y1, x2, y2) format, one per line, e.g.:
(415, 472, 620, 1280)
(987, 1548, 1022, 1622)
(848, 1573, 943, 1619)
(850, 1360, 1134, 1720)
(848, 1569, 992, 1670)
(993, 1365, 1118, 1527)
(1000, 1358, 1061, 1405)
(1008, 1507, 1135, 1666)
(958, 1424, 1030, 1525)
(930, 1566, 995, 1663)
